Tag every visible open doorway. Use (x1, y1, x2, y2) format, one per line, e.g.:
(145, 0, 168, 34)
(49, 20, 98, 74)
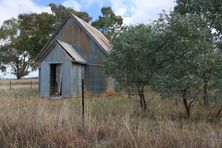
(50, 64, 62, 96)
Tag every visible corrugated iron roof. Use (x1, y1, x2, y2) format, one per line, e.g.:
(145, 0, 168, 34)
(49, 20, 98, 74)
(72, 14, 111, 53)
(57, 40, 86, 64)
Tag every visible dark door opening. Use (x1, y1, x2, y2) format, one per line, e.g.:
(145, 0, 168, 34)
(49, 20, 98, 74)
(50, 64, 62, 96)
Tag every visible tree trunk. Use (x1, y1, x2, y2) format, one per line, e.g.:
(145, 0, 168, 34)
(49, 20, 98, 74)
(141, 89, 146, 111)
(139, 90, 143, 108)
(16, 75, 22, 79)
(137, 87, 146, 111)
(181, 89, 192, 119)
(203, 81, 208, 106)
(203, 72, 210, 106)
(142, 93, 146, 110)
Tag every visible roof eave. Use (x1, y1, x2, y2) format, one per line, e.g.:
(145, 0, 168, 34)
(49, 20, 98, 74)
(56, 40, 87, 64)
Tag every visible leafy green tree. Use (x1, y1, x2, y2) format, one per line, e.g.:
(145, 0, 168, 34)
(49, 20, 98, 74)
(49, 3, 92, 24)
(153, 13, 212, 118)
(210, 51, 222, 103)
(104, 25, 157, 110)
(0, 42, 6, 72)
(92, 7, 123, 40)
(174, 0, 222, 106)
(0, 18, 34, 79)
(0, 59, 6, 72)
(174, 0, 222, 34)
(18, 12, 56, 60)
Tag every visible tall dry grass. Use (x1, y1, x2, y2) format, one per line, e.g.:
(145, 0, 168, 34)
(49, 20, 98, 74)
(0, 88, 221, 148)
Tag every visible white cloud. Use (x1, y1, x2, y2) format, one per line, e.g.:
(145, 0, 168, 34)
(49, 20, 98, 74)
(62, 0, 81, 11)
(109, 0, 175, 25)
(0, 0, 51, 25)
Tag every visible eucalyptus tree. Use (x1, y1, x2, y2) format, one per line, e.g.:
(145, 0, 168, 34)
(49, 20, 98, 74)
(152, 13, 213, 118)
(174, 0, 222, 106)
(104, 25, 157, 110)
(174, 0, 222, 35)
(0, 18, 34, 79)
(92, 7, 123, 40)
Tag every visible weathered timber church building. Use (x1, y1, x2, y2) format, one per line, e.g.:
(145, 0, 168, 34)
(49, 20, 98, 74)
(36, 14, 113, 98)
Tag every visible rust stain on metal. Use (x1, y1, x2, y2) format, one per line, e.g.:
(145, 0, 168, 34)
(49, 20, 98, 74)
(74, 15, 110, 52)
(80, 29, 89, 54)
(64, 25, 69, 43)
(72, 23, 78, 48)
(98, 58, 104, 65)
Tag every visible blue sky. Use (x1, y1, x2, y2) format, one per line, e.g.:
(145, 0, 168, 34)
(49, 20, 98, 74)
(0, 0, 176, 78)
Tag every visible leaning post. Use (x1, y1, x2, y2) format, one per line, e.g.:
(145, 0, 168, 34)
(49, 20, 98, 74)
(81, 79, 85, 127)
(9, 80, 12, 90)
(31, 80, 33, 89)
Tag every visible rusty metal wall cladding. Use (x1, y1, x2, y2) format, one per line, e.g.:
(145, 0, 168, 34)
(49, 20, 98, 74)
(55, 19, 71, 44)
(40, 44, 72, 98)
(42, 16, 112, 97)
(80, 29, 89, 55)
(40, 62, 49, 97)
(98, 58, 104, 65)
(93, 43, 105, 65)
(63, 25, 69, 44)
(71, 63, 85, 97)
(97, 46, 105, 64)
(86, 40, 106, 64)
(86, 65, 107, 93)
(58, 29, 63, 41)
(43, 44, 68, 62)
(54, 17, 108, 64)
(72, 23, 78, 48)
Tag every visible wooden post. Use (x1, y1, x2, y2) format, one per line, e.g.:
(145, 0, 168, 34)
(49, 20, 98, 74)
(31, 80, 32, 89)
(9, 80, 12, 90)
(82, 79, 85, 126)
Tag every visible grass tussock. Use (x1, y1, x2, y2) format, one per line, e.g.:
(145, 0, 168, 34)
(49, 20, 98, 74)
(0, 88, 221, 148)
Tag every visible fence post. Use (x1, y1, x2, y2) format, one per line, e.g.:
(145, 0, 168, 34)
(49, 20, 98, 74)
(9, 80, 12, 90)
(82, 79, 85, 127)
(31, 80, 32, 89)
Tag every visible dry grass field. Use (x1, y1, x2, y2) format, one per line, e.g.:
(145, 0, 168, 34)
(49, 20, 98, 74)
(0, 88, 221, 148)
